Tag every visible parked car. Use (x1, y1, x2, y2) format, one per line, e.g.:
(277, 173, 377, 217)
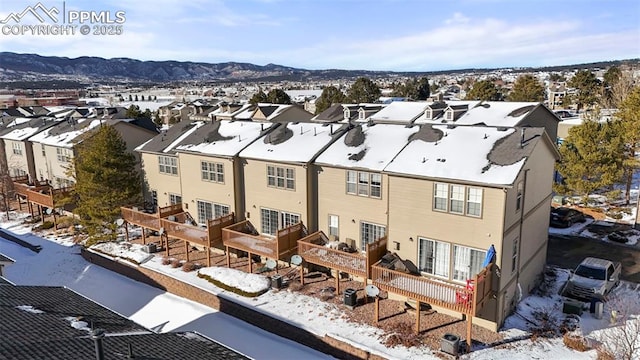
(550, 207, 586, 227)
(562, 257, 621, 301)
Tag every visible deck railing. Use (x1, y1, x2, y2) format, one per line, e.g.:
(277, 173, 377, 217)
(371, 265, 475, 314)
(222, 221, 305, 260)
(160, 218, 208, 247)
(121, 207, 161, 230)
(298, 232, 367, 277)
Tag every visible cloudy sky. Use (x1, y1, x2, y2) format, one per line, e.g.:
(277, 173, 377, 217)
(1, 0, 638, 71)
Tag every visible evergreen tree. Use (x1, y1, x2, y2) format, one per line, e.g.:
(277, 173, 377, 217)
(549, 73, 565, 82)
(69, 125, 142, 244)
(315, 86, 346, 114)
(141, 95, 145, 101)
(507, 74, 545, 102)
(391, 77, 431, 100)
(128, 94, 132, 101)
(266, 89, 292, 104)
(249, 91, 268, 105)
(568, 70, 601, 111)
(154, 112, 163, 127)
(615, 86, 640, 204)
(347, 77, 381, 103)
(555, 109, 622, 200)
(126, 105, 142, 118)
(134, 95, 139, 101)
(465, 80, 502, 101)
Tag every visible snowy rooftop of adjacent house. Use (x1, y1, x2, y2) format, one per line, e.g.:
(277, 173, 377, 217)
(254, 103, 293, 121)
(175, 120, 271, 157)
(454, 101, 540, 127)
(315, 123, 418, 171)
(384, 124, 541, 186)
(232, 105, 256, 120)
(368, 101, 430, 124)
(29, 119, 102, 147)
(240, 122, 343, 163)
(137, 121, 206, 154)
(0, 118, 60, 142)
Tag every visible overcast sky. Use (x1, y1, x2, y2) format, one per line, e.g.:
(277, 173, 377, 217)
(1, 0, 638, 71)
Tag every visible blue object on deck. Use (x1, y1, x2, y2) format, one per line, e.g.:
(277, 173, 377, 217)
(482, 244, 496, 267)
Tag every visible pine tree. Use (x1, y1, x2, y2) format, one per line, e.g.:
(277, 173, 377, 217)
(555, 109, 622, 200)
(266, 89, 291, 104)
(69, 125, 142, 244)
(568, 70, 601, 111)
(507, 74, 545, 102)
(315, 86, 345, 114)
(615, 86, 640, 204)
(347, 77, 381, 103)
(465, 80, 502, 101)
(249, 91, 268, 105)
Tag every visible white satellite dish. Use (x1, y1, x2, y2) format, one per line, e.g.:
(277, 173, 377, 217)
(45, 208, 53, 215)
(290, 255, 303, 266)
(115, 218, 124, 226)
(365, 284, 380, 298)
(158, 227, 165, 236)
(265, 259, 277, 270)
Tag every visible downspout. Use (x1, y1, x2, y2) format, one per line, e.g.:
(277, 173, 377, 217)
(515, 169, 529, 302)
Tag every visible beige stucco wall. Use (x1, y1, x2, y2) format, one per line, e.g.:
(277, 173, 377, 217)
(140, 152, 182, 207)
(242, 159, 308, 235)
(387, 175, 506, 273)
(316, 166, 388, 248)
(177, 152, 236, 217)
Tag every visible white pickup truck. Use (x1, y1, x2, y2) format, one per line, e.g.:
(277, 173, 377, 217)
(562, 257, 621, 301)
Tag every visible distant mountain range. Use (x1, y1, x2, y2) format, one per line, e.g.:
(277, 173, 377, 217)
(0, 52, 637, 87)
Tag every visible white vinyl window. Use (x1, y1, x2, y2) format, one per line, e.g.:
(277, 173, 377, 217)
(346, 171, 357, 194)
(151, 190, 158, 208)
(41, 144, 46, 157)
(360, 222, 386, 251)
(445, 110, 453, 121)
(418, 237, 450, 278)
(12, 142, 22, 155)
(347, 170, 382, 199)
(201, 161, 224, 183)
(512, 238, 519, 273)
(466, 187, 482, 217)
(169, 193, 182, 205)
(516, 181, 524, 211)
(261, 208, 279, 236)
(158, 156, 178, 175)
(56, 148, 72, 163)
(424, 108, 433, 120)
(434, 183, 448, 211)
(449, 185, 465, 214)
(267, 165, 295, 190)
(281, 211, 300, 228)
(453, 245, 487, 282)
(328, 215, 339, 237)
(197, 200, 230, 224)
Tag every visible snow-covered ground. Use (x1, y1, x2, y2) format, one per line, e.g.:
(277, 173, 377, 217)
(2, 211, 640, 359)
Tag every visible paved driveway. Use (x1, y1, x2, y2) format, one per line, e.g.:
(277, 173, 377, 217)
(547, 234, 640, 283)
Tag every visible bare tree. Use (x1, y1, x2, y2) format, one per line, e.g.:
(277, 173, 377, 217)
(605, 71, 636, 109)
(591, 287, 640, 360)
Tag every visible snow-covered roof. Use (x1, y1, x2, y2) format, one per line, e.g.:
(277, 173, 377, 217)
(233, 105, 257, 120)
(175, 120, 271, 157)
(455, 101, 539, 127)
(315, 123, 418, 171)
(240, 122, 343, 163)
(368, 101, 430, 124)
(29, 118, 104, 148)
(384, 124, 540, 186)
(1, 126, 42, 141)
(0, 118, 60, 142)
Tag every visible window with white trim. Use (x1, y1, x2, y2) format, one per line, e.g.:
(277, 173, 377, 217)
(12, 142, 22, 155)
(453, 245, 486, 282)
(418, 237, 450, 278)
(328, 215, 339, 237)
(56, 148, 72, 163)
(434, 182, 483, 217)
(169, 193, 182, 205)
(12, 168, 26, 177)
(158, 156, 178, 175)
(151, 190, 158, 209)
(444, 110, 453, 121)
(424, 108, 433, 120)
(267, 165, 295, 190)
(516, 181, 524, 211)
(41, 144, 46, 157)
(201, 161, 224, 183)
(346, 170, 382, 199)
(261, 208, 279, 236)
(360, 222, 386, 251)
(281, 211, 300, 228)
(54, 177, 74, 188)
(197, 200, 230, 224)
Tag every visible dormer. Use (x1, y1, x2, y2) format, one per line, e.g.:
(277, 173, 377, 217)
(443, 104, 468, 122)
(343, 107, 351, 121)
(358, 107, 366, 120)
(424, 102, 447, 120)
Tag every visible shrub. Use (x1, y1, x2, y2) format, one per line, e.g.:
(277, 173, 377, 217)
(182, 262, 196, 272)
(563, 333, 590, 352)
(34, 221, 55, 231)
(605, 190, 622, 202)
(197, 272, 268, 297)
(170, 259, 182, 268)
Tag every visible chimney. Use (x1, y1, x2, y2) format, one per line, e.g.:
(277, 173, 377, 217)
(520, 128, 525, 148)
(91, 329, 105, 360)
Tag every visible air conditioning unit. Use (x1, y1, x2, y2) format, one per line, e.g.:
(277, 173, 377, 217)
(440, 333, 460, 356)
(142, 243, 157, 254)
(343, 288, 357, 308)
(345, 238, 356, 249)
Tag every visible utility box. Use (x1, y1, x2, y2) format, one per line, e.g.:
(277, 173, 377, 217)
(594, 301, 604, 319)
(343, 288, 357, 308)
(441, 333, 460, 356)
(271, 275, 283, 289)
(143, 243, 157, 254)
(563, 299, 583, 315)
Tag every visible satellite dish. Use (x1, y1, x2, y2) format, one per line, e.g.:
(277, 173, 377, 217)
(265, 259, 277, 270)
(158, 227, 165, 236)
(45, 208, 53, 215)
(115, 218, 124, 226)
(290, 255, 303, 266)
(365, 284, 380, 298)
